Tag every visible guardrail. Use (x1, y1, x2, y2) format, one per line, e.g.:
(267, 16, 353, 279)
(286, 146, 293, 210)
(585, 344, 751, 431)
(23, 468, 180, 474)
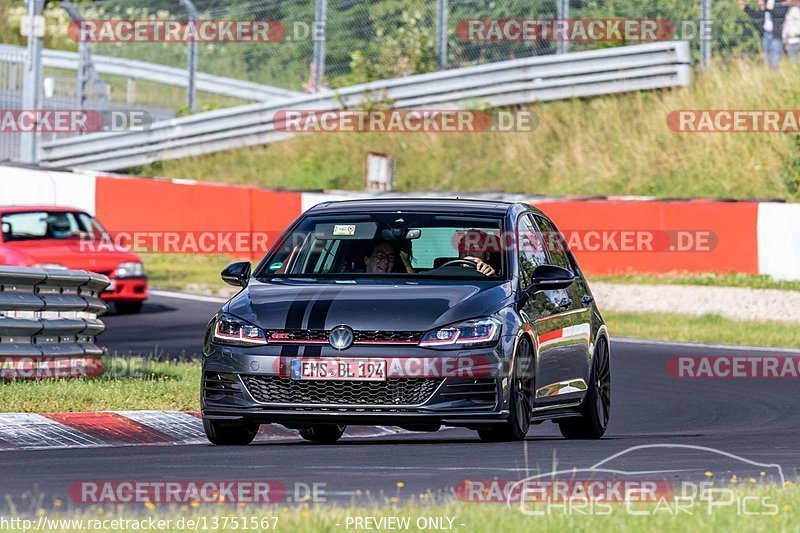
(39, 41, 691, 171)
(0, 266, 109, 379)
(0, 44, 301, 103)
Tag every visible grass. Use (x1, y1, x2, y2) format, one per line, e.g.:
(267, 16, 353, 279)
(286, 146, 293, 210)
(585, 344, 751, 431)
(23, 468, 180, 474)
(606, 312, 800, 350)
(0, 357, 200, 412)
(592, 272, 800, 292)
(1, 485, 797, 532)
(141, 252, 240, 296)
(137, 59, 800, 200)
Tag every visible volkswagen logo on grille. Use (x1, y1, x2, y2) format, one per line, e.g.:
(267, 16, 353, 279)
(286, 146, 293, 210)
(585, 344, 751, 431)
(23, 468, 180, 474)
(328, 325, 354, 350)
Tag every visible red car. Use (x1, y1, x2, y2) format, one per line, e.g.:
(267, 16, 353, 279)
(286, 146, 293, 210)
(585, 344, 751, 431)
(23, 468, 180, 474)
(0, 206, 148, 314)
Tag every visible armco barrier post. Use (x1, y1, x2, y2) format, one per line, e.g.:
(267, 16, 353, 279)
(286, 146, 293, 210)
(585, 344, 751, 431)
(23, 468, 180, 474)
(0, 266, 109, 379)
(20, 0, 44, 163)
(312, 0, 327, 92)
(179, 0, 199, 112)
(436, 0, 448, 69)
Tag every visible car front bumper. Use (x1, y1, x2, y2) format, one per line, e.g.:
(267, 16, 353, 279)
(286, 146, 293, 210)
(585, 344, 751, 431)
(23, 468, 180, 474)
(201, 338, 516, 429)
(100, 276, 148, 302)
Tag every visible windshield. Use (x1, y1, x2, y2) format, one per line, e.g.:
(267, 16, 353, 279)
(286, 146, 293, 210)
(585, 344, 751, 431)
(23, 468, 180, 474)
(1, 211, 108, 242)
(257, 212, 506, 280)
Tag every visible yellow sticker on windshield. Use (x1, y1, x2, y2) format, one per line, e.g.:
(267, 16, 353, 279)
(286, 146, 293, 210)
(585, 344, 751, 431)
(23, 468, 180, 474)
(333, 224, 356, 236)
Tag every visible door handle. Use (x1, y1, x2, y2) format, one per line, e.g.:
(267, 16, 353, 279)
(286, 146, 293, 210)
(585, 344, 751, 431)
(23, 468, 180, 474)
(582, 294, 594, 304)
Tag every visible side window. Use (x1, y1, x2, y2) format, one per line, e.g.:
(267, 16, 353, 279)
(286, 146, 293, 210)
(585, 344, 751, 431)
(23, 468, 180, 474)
(517, 214, 548, 286)
(533, 215, 572, 271)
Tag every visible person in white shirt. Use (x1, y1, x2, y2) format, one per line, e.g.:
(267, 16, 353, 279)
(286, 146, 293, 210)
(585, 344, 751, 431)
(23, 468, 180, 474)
(783, 0, 800, 61)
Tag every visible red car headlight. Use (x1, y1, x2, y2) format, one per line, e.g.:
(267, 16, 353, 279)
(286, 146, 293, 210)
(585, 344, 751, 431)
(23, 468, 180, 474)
(213, 315, 268, 346)
(420, 317, 501, 348)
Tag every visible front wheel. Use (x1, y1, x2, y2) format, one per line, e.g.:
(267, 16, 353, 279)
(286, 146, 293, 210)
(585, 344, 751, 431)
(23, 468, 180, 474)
(559, 336, 611, 439)
(299, 424, 346, 443)
(203, 418, 259, 445)
(478, 339, 533, 442)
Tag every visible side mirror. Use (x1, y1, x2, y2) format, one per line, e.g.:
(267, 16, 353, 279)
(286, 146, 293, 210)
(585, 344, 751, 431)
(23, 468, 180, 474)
(525, 265, 574, 296)
(221, 261, 251, 287)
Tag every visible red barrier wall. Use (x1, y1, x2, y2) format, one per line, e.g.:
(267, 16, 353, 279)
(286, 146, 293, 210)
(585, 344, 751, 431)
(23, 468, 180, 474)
(95, 176, 301, 260)
(92, 174, 761, 275)
(533, 200, 759, 275)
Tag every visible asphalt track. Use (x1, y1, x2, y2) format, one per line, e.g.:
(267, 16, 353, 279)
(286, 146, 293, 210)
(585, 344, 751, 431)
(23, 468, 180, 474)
(2, 293, 799, 508)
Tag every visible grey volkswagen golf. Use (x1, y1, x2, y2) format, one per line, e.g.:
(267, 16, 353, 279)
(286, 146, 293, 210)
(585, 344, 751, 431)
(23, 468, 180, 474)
(201, 199, 610, 444)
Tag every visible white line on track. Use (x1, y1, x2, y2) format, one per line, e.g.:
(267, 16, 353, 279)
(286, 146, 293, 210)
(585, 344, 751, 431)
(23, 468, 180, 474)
(149, 289, 229, 304)
(613, 336, 800, 354)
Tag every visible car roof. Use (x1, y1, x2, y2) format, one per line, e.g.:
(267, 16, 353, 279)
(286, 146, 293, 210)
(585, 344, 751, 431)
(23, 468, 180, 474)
(306, 198, 520, 216)
(0, 205, 86, 214)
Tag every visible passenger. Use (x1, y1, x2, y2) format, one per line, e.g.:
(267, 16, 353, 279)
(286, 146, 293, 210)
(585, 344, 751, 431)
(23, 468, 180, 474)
(363, 241, 412, 274)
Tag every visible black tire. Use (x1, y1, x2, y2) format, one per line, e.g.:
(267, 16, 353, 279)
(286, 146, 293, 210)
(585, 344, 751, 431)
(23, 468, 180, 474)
(203, 418, 259, 445)
(299, 424, 346, 443)
(115, 301, 143, 314)
(559, 336, 611, 439)
(478, 339, 533, 442)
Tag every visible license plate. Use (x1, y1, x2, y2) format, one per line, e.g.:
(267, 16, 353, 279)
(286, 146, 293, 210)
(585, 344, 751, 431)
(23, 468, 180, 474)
(104, 280, 116, 292)
(291, 358, 387, 381)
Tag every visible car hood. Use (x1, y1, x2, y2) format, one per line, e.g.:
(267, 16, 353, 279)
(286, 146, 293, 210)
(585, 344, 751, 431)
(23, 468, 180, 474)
(226, 278, 513, 331)
(2, 239, 140, 273)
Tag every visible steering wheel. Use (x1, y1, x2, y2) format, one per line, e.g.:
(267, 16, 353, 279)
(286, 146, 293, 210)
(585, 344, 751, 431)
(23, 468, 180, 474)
(437, 259, 478, 269)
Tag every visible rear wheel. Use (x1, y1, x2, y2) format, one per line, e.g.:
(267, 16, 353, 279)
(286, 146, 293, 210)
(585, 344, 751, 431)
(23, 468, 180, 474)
(299, 424, 346, 443)
(558, 336, 611, 439)
(203, 418, 259, 445)
(115, 301, 143, 314)
(478, 339, 533, 442)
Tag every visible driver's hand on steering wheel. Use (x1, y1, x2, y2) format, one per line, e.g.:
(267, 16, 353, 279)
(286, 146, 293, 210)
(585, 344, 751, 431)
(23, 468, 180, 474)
(463, 256, 495, 276)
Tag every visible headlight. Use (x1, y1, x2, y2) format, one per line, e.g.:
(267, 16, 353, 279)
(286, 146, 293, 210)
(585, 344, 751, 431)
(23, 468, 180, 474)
(33, 263, 67, 270)
(420, 317, 501, 348)
(213, 314, 267, 346)
(115, 262, 144, 278)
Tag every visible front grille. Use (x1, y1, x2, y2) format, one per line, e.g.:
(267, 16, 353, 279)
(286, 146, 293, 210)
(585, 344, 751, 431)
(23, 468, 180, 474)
(265, 329, 422, 345)
(355, 330, 422, 344)
(439, 379, 498, 406)
(203, 371, 244, 401)
(267, 330, 327, 343)
(242, 375, 441, 406)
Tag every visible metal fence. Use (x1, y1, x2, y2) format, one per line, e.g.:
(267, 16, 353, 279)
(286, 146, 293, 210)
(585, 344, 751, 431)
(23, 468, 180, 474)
(0, 266, 109, 379)
(0, 0, 776, 164)
(42, 0, 767, 92)
(39, 41, 691, 171)
(0, 48, 24, 162)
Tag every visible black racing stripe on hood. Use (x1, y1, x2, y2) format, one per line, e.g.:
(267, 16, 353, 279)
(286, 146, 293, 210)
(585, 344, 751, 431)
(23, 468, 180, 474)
(279, 287, 323, 358)
(303, 287, 343, 357)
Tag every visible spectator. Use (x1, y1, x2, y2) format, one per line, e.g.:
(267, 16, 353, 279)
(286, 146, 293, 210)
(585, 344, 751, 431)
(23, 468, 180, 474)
(740, 0, 790, 69)
(784, 0, 800, 61)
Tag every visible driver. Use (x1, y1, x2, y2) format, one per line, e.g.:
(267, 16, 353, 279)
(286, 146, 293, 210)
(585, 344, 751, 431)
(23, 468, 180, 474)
(456, 230, 498, 276)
